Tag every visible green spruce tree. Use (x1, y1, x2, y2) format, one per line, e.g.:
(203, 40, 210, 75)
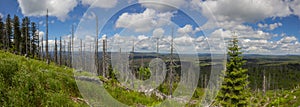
(5, 14, 13, 51)
(216, 35, 249, 106)
(138, 66, 151, 80)
(31, 22, 38, 58)
(13, 15, 21, 54)
(0, 15, 4, 49)
(21, 17, 30, 55)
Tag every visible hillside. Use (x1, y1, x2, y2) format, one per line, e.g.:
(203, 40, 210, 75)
(1, 51, 300, 106)
(0, 51, 88, 106)
(0, 51, 162, 106)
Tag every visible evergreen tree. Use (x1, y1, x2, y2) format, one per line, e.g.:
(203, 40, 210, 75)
(13, 15, 21, 54)
(5, 14, 13, 51)
(138, 66, 151, 80)
(21, 18, 25, 54)
(21, 17, 30, 55)
(25, 17, 30, 55)
(31, 22, 38, 58)
(216, 35, 249, 106)
(0, 16, 4, 49)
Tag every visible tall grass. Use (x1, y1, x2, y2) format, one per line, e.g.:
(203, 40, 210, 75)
(0, 51, 87, 106)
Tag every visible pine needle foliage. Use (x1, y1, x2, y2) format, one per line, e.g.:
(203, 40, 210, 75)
(216, 36, 250, 106)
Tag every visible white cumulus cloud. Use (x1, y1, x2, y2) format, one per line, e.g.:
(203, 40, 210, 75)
(138, 0, 187, 12)
(137, 35, 148, 40)
(269, 22, 282, 30)
(177, 24, 193, 35)
(17, 0, 78, 21)
(115, 8, 174, 32)
(258, 22, 282, 30)
(152, 28, 165, 38)
(289, 0, 300, 18)
(81, 0, 118, 8)
(278, 36, 297, 44)
(191, 0, 291, 30)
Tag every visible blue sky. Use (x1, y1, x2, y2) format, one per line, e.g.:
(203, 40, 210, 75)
(0, 0, 300, 54)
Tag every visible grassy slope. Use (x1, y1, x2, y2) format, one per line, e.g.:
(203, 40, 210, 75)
(1, 51, 300, 106)
(0, 51, 88, 106)
(77, 79, 162, 106)
(0, 51, 161, 106)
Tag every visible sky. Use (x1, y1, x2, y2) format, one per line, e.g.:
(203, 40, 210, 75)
(0, 0, 300, 55)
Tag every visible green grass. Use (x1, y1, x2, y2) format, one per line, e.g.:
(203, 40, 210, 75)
(104, 79, 162, 106)
(0, 51, 88, 106)
(74, 72, 163, 106)
(0, 51, 162, 106)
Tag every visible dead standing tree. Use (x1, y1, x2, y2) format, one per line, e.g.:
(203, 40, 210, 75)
(168, 27, 176, 96)
(90, 43, 93, 73)
(36, 23, 40, 59)
(63, 39, 66, 66)
(46, 9, 49, 64)
(130, 40, 135, 88)
(59, 36, 62, 65)
(68, 36, 72, 67)
(152, 35, 160, 88)
(41, 35, 44, 61)
(25, 17, 29, 56)
(95, 16, 100, 76)
(54, 38, 58, 64)
(80, 39, 83, 70)
(83, 42, 86, 71)
(102, 36, 108, 78)
(70, 25, 74, 68)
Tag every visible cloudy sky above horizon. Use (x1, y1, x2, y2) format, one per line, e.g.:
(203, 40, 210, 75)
(0, 0, 300, 55)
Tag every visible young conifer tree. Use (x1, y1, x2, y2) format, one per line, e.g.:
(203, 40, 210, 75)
(216, 34, 249, 106)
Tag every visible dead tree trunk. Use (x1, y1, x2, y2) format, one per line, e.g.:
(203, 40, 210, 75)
(156, 38, 159, 86)
(54, 38, 58, 64)
(80, 39, 83, 69)
(69, 37, 72, 67)
(90, 43, 92, 72)
(70, 25, 74, 68)
(102, 37, 107, 77)
(25, 19, 28, 56)
(59, 36, 62, 65)
(169, 27, 175, 96)
(63, 40, 66, 66)
(37, 24, 40, 59)
(263, 69, 266, 96)
(95, 16, 99, 76)
(41, 36, 44, 61)
(130, 40, 135, 88)
(46, 9, 49, 64)
(83, 42, 86, 71)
